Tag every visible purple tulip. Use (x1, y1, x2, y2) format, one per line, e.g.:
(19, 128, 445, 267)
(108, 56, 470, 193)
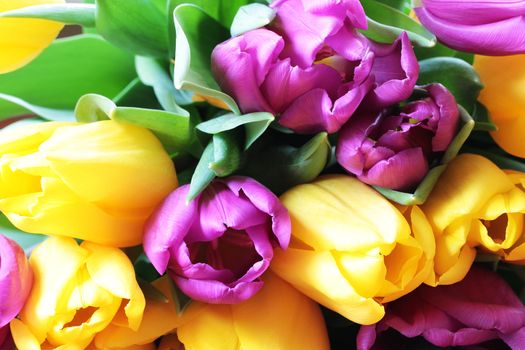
(414, 0, 525, 55)
(211, 0, 419, 134)
(144, 177, 291, 304)
(357, 267, 525, 350)
(0, 326, 13, 350)
(336, 83, 459, 191)
(0, 234, 32, 328)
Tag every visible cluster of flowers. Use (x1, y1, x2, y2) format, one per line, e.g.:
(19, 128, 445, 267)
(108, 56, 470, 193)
(0, 0, 525, 349)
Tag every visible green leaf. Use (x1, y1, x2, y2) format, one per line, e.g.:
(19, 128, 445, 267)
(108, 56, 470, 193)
(360, 0, 436, 47)
(0, 34, 136, 119)
(374, 0, 412, 13)
(418, 57, 483, 112)
(196, 112, 274, 149)
(112, 78, 162, 109)
(74, 94, 115, 122)
(173, 4, 240, 114)
(375, 105, 475, 205)
(414, 42, 474, 65)
(0, 93, 74, 122)
(96, 0, 170, 57)
(243, 133, 331, 194)
(230, 3, 276, 37)
(471, 101, 497, 132)
(0, 214, 46, 254)
(0, 3, 96, 26)
(111, 106, 194, 154)
(209, 132, 241, 176)
(168, 0, 251, 29)
(187, 141, 216, 201)
(135, 56, 193, 112)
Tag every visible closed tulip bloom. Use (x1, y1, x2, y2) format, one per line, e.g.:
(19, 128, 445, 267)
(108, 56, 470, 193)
(144, 177, 290, 304)
(0, 0, 65, 74)
(337, 84, 459, 191)
(357, 267, 525, 350)
(0, 121, 177, 247)
(271, 175, 435, 325)
(10, 237, 146, 350)
(212, 0, 418, 134)
(474, 54, 525, 158)
(0, 234, 32, 328)
(414, 0, 525, 55)
(422, 154, 525, 286)
(177, 273, 330, 350)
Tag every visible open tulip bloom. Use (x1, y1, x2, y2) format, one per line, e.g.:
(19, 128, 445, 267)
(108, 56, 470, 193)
(1, 0, 525, 349)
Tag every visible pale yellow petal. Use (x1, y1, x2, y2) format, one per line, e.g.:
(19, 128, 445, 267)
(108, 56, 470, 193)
(11, 318, 42, 350)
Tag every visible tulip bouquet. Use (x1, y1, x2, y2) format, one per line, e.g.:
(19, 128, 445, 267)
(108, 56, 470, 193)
(1, 0, 525, 349)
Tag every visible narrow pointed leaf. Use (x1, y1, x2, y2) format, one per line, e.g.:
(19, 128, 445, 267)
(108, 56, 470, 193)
(209, 132, 241, 176)
(0, 93, 74, 122)
(187, 141, 216, 201)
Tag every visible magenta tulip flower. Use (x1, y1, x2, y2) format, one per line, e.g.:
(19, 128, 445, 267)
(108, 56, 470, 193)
(336, 83, 459, 191)
(414, 0, 525, 55)
(357, 267, 525, 350)
(0, 234, 32, 328)
(144, 177, 291, 304)
(211, 0, 419, 134)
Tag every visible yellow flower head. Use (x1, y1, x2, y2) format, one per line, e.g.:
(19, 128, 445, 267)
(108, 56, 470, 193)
(10, 237, 145, 350)
(177, 273, 330, 350)
(0, 120, 178, 247)
(422, 153, 525, 285)
(475, 54, 525, 158)
(270, 175, 435, 325)
(0, 0, 65, 74)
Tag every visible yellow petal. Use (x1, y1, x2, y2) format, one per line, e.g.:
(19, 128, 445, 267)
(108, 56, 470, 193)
(82, 242, 145, 331)
(177, 304, 240, 350)
(231, 273, 330, 350)
(158, 334, 184, 350)
(280, 175, 407, 253)
(95, 277, 180, 349)
(0, 0, 65, 73)
(474, 55, 525, 157)
(422, 154, 514, 233)
(271, 247, 384, 325)
(11, 319, 42, 350)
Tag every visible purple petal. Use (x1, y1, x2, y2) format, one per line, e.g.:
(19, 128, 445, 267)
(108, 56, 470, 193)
(367, 32, 420, 108)
(0, 235, 32, 328)
(172, 274, 264, 304)
(211, 29, 284, 113)
(144, 185, 199, 274)
(324, 22, 369, 61)
(219, 177, 291, 249)
(424, 84, 460, 151)
(415, 6, 525, 55)
(359, 148, 429, 191)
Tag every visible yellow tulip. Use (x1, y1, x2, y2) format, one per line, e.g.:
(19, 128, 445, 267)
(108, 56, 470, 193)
(0, 0, 65, 74)
(270, 175, 435, 325)
(422, 154, 525, 285)
(0, 120, 177, 247)
(177, 273, 330, 350)
(95, 277, 181, 350)
(474, 55, 525, 157)
(10, 237, 145, 350)
(158, 334, 184, 350)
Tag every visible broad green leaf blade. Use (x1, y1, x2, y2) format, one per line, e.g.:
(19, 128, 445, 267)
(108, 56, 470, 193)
(112, 78, 162, 109)
(96, 0, 170, 57)
(75, 94, 115, 122)
(230, 3, 276, 37)
(0, 4, 96, 26)
(361, 0, 436, 47)
(375, 105, 475, 205)
(173, 4, 240, 114)
(374, 0, 411, 13)
(135, 56, 193, 112)
(196, 112, 274, 149)
(0, 93, 74, 122)
(0, 214, 46, 254)
(471, 101, 497, 132)
(243, 133, 331, 194)
(111, 106, 194, 154)
(0, 34, 136, 119)
(414, 42, 474, 65)
(418, 57, 483, 113)
(168, 0, 251, 29)
(187, 141, 216, 201)
(209, 132, 241, 176)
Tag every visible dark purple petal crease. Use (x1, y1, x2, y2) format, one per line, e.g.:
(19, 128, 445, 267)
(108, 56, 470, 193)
(143, 177, 291, 304)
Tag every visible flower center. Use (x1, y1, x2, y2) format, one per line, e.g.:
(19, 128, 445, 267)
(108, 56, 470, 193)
(483, 214, 509, 244)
